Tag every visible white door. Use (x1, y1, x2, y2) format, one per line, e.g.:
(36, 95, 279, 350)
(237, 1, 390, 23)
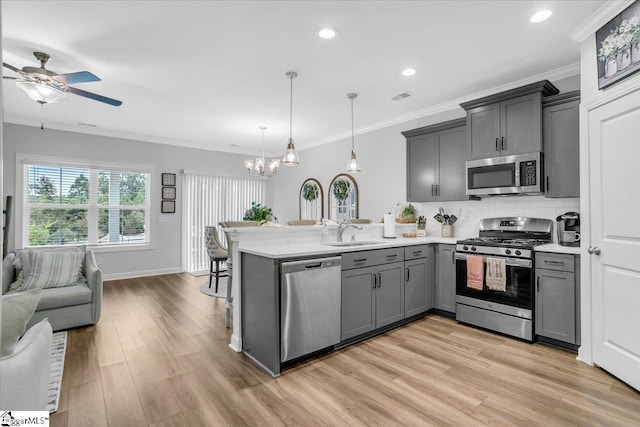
(588, 88, 640, 391)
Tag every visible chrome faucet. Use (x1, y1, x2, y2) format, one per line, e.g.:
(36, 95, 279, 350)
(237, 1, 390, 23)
(337, 219, 363, 242)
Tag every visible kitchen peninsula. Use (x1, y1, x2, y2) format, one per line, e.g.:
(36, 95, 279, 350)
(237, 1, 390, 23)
(229, 223, 457, 377)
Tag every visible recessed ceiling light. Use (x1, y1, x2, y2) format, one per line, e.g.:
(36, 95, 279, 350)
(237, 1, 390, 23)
(402, 68, 417, 77)
(317, 27, 338, 39)
(530, 10, 553, 23)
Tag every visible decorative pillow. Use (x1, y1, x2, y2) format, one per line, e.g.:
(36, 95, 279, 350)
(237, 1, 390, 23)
(0, 288, 42, 356)
(10, 250, 83, 291)
(10, 246, 85, 291)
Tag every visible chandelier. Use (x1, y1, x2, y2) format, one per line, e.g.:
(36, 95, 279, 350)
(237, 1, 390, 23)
(244, 126, 280, 177)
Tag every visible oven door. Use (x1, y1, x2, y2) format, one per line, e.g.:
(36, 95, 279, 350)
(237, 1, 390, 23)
(455, 252, 533, 310)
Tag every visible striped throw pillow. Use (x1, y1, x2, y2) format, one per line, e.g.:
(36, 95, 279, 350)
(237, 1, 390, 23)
(16, 250, 84, 290)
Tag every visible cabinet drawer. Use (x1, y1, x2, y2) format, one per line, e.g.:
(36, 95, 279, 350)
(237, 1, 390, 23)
(342, 247, 405, 270)
(536, 253, 574, 272)
(405, 244, 432, 261)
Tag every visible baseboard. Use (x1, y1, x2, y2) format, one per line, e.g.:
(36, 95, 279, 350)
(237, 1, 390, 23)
(229, 334, 242, 352)
(103, 267, 182, 281)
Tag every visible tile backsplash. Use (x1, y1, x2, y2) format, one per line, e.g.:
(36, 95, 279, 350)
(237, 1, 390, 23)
(413, 196, 580, 242)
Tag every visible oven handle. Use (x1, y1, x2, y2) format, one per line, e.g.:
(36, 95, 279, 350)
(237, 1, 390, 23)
(455, 252, 532, 268)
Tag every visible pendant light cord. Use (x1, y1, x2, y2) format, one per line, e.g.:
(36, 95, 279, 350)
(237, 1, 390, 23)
(350, 96, 355, 151)
(289, 74, 293, 140)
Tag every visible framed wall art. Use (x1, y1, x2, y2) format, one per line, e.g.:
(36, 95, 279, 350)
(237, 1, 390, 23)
(162, 186, 176, 200)
(596, 0, 640, 89)
(161, 172, 176, 186)
(161, 200, 175, 214)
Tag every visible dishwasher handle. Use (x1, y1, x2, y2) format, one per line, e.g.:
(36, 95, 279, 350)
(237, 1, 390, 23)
(281, 256, 342, 274)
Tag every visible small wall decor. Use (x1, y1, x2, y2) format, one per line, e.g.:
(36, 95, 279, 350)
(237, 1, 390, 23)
(596, 1, 640, 89)
(161, 172, 176, 186)
(162, 186, 176, 200)
(161, 200, 175, 214)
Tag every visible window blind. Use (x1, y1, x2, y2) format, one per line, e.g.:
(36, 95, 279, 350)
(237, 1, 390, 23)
(182, 173, 265, 273)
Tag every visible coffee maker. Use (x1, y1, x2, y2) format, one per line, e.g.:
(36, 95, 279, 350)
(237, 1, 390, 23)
(556, 212, 581, 246)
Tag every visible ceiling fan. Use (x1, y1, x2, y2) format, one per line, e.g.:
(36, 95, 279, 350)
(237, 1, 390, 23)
(3, 51, 122, 106)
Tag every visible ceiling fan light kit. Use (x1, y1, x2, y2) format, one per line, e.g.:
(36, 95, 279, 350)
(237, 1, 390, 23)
(282, 71, 299, 166)
(3, 51, 122, 106)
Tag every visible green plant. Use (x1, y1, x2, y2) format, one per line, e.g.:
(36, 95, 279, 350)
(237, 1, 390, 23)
(332, 180, 351, 201)
(243, 202, 273, 222)
(401, 203, 417, 218)
(302, 182, 319, 201)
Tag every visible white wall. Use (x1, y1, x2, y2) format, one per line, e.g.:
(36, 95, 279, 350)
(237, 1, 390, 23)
(2, 123, 273, 279)
(271, 75, 581, 240)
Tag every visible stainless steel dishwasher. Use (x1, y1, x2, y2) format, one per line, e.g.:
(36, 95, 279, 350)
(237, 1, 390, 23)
(280, 256, 342, 362)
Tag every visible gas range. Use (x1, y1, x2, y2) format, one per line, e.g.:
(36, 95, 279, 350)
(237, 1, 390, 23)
(456, 217, 553, 259)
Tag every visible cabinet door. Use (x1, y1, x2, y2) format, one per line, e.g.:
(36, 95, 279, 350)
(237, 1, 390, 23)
(406, 133, 437, 202)
(375, 262, 405, 328)
(543, 99, 580, 198)
(436, 244, 456, 313)
(404, 248, 435, 318)
(500, 93, 542, 155)
(341, 267, 376, 340)
(436, 126, 467, 201)
(535, 268, 576, 344)
(467, 103, 501, 160)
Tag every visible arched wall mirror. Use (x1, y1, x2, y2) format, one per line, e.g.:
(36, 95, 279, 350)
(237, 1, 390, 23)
(328, 173, 358, 221)
(299, 178, 324, 220)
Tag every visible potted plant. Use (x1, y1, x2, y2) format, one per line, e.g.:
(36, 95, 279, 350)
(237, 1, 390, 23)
(243, 202, 273, 223)
(396, 203, 417, 223)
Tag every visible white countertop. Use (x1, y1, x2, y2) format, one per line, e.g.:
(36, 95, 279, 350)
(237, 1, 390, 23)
(240, 236, 459, 259)
(535, 243, 581, 255)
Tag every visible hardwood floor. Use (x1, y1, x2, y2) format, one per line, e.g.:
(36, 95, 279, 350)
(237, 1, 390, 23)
(51, 273, 640, 426)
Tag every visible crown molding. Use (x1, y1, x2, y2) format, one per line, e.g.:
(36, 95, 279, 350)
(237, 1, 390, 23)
(569, 0, 635, 43)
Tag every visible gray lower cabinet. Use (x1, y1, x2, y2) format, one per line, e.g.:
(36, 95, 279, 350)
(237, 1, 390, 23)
(543, 91, 580, 198)
(404, 245, 435, 318)
(436, 244, 456, 313)
(535, 252, 580, 345)
(341, 248, 405, 341)
(403, 118, 467, 202)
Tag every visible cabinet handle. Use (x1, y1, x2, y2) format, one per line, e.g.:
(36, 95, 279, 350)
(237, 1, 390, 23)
(378, 273, 382, 288)
(495, 137, 499, 151)
(406, 267, 410, 282)
(501, 136, 505, 151)
(354, 258, 367, 263)
(546, 176, 550, 191)
(544, 260, 564, 265)
(537, 276, 540, 292)
(436, 185, 440, 196)
(451, 250, 455, 264)
(372, 274, 377, 289)
(386, 254, 397, 260)
(412, 251, 422, 256)
(431, 185, 435, 196)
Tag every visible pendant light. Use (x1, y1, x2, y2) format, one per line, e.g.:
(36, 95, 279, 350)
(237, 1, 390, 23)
(346, 93, 361, 173)
(282, 71, 299, 166)
(244, 126, 279, 177)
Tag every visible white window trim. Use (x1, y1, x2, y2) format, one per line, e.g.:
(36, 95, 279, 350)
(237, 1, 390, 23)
(15, 153, 156, 252)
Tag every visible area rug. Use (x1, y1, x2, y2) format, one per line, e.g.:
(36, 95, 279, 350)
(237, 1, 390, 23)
(199, 278, 228, 298)
(45, 331, 67, 413)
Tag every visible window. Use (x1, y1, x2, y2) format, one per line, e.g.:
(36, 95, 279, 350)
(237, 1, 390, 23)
(19, 156, 151, 248)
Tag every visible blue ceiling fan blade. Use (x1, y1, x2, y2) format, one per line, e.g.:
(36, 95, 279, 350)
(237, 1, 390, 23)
(56, 71, 101, 84)
(66, 86, 122, 106)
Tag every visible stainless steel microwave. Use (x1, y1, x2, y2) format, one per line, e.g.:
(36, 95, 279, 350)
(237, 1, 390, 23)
(466, 152, 543, 196)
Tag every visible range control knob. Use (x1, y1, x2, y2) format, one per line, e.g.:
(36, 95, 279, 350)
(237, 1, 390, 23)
(463, 246, 469, 251)
(515, 250, 522, 256)
(471, 246, 477, 252)
(505, 249, 511, 255)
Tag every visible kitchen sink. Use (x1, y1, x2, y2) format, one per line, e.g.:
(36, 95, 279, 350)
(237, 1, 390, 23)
(323, 241, 383, 247)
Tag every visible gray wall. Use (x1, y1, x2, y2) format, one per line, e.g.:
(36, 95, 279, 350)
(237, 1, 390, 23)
(2, 123, 272, 279)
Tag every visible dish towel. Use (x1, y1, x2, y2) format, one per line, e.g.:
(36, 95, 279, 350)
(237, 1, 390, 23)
(485, 257, 507, 292)
(466, 255, 484, 290)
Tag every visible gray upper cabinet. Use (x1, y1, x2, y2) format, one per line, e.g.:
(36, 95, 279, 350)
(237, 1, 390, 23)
(403, 118, 467, 202)
(543, 91, 580, 198)
(461, 80, 559, 160)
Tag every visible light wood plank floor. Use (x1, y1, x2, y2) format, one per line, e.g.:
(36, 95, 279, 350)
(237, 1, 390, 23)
(51, 273, 640, 426)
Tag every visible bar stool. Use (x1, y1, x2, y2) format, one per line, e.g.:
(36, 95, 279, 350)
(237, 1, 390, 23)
(204, 226, 228, 293)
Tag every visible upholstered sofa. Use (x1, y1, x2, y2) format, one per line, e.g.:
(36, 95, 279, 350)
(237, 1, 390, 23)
(2, 248, 103, 332)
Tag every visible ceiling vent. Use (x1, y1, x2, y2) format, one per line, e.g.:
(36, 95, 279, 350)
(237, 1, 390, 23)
(391, 92, 412, 101)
